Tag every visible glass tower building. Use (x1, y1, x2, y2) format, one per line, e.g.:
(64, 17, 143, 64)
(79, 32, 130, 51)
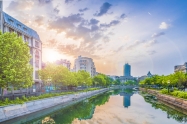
(124, 63, 131, 76)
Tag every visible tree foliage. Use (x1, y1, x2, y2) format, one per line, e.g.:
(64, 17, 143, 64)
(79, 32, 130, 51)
(139, 71, 187, 89)
(0, 32, 33, 91)
(38, 64, 93, 88)
(93, 74, 112, 87)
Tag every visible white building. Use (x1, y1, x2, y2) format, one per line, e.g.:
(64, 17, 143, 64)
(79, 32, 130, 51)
(73, 56, 96, 77)
(0, 1, 42, 91)
(174, 62, 187, 73)
(138, 71, 153, 82)
(55, 59, 71, 70)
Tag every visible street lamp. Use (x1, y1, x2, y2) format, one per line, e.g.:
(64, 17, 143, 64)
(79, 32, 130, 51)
(167, 80, 170, 93)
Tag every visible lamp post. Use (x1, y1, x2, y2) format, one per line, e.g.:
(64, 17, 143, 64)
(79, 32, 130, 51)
(167, 80, 170, 93)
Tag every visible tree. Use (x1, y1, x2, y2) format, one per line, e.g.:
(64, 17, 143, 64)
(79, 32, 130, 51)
(0, 32, 33, 96)
(125, 80, 137, 86)
(39, 64, 72, 90)
(38, 63, 54, 84)
(93, 74, 113, 87)
(77, 70, 92, 86)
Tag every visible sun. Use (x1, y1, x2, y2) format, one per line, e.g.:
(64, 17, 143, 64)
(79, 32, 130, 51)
(46, 49, 60, 62)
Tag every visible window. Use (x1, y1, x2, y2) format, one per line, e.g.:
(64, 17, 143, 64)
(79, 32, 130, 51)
(8, 19, 14, 24)
(24, 35, 29, 42)
(35, 41, 40, 48)
(35, 60, 39, 68)
(17, 24, 21, 28)
(35, 50, 40, 68)
(23, 27, 27, 31)
(9, 28, 14, 33)
(35, 50, 39, 58)
(17, 32, 22, 37)
(35, 71, 39, 79)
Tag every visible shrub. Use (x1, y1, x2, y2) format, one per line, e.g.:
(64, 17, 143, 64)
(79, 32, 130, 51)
(178, 92, 185, 98)
(171, 91, 180, 96)
(22, 95, 28, 102)
(14, 97, 24, 104)
(0, 88, 99, 106)
(160, 89, 168, 94)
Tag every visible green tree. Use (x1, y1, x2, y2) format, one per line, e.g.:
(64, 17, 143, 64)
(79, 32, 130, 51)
(0, 32, 33, 96)
(93, 75, 106, 87)
(77, 70, 92, 86)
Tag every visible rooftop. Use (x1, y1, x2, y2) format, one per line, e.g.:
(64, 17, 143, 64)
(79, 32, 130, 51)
(3, 12, 41, 41)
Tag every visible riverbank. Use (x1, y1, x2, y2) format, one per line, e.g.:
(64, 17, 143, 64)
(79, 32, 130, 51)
(140, 88, 187, 111)
(0, 88, 108, 123)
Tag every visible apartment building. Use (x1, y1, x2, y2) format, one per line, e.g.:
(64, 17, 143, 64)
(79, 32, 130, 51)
(174, 62, 187, 73)
(55, 59, 71, 70)
(0, 1, 42, 91)
(73, 56, 96, 77)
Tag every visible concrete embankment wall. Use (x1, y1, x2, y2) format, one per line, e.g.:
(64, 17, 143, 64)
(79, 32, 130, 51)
(140, 88, 187, 110)
(0, 88, 108, 123)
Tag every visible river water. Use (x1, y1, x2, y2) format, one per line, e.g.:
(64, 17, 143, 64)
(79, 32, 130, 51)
(3, 89, 187, 124)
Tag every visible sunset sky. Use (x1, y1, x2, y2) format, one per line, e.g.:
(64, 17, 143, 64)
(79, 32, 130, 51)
(3, 0, 187, 76)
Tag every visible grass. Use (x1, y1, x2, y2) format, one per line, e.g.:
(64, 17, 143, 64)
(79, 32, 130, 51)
(0, 88, 100, 106)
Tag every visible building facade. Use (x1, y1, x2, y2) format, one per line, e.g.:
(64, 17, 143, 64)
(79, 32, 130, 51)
(108, 75, 120, 81)
(174, 62, 187, 73)
(0, 1, 42, 91)
(138, 71, 153, 82)
(119, 76, 135, 83)
(73, 56, 96, 77)
(124, 63, 131, 76)
(55, 59, 71, 70)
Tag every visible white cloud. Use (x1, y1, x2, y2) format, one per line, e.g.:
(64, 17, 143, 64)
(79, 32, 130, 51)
(159, 22, 169, 29)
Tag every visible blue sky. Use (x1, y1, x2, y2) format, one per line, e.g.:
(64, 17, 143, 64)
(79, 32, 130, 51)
(3, 0, 187, 76)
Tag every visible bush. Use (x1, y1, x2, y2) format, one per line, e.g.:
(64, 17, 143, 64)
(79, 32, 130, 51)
(171, 91, 180, 97)
(150, 87, 187, 100)
(14, 97, 24, 104)
(160, 89, 168, 94)
(0, 88, 99, 106)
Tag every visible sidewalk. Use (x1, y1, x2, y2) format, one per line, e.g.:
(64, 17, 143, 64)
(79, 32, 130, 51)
(0, 88, 109, 123)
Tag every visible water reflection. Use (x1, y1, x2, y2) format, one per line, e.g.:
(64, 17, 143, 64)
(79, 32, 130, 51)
(120, 92, 132, 108)
(141, 92, 187, 123)
(30, 92, 110, 124)
(4, 89, 187, 124)
(113, 89, 134, 108)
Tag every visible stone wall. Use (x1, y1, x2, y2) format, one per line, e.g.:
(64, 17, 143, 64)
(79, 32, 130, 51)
(0, 88, 108, 123)
(140, 88, 187, 111)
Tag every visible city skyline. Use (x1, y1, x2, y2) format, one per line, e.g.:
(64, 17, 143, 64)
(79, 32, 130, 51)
(3, 0, 187, 76)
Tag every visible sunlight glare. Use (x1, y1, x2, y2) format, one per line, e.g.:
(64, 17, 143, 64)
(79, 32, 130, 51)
(46, 49, 60, 62)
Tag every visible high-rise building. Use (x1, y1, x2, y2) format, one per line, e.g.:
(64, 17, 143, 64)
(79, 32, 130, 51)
(0, 1, 42, 91)
(120, 92, 133, 108)
(124, 63, 131, 76)
(73, 56, 96, 77)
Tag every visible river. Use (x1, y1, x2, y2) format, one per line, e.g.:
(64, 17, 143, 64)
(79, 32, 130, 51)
(3, 89, 187, 124)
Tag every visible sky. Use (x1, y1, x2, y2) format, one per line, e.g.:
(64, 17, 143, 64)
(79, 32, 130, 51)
(3, 0, 187, 77)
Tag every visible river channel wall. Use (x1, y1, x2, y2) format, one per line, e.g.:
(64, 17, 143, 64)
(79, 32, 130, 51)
(0, 88, 108, 123)
(140, 88, 187, 111)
